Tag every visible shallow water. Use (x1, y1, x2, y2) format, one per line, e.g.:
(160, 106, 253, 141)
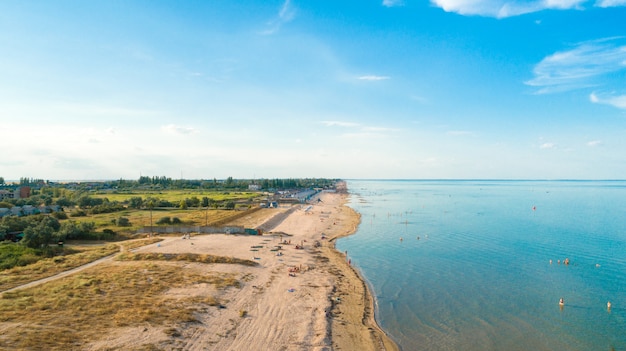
(337, 180, 626, 351)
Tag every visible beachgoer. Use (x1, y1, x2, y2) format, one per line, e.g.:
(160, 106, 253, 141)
(559, 298, 564, 306)
(608, 301, 612, 310)
(564, 258, 570, 265)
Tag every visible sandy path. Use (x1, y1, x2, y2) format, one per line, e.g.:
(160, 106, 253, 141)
(1, 253, 119, 294)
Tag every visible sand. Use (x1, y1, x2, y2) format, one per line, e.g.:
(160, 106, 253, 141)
(87, 187, 399, 351)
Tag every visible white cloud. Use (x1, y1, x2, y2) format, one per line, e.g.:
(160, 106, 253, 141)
(540, 142, 557, 149)
(161, 124, 198, 135)
(322, 121, 398, 138)
(383, 0, 404, 7)
(321, 121, 361, 128)
(358, 75, 391, 81)
(587, 140, 603, 146)
(590, 92, 626, 109)
(261, 0, 296, 35)
(526, 38, 626, 94)
(431, 0, 585, 18)
(595, 0, 626, 7)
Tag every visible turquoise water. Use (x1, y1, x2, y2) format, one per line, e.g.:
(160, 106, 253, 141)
(337, 180, 626, 351)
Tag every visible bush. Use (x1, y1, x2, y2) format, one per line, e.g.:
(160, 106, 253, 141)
(0, 243, 40, 270)
(70, 209, 87, 217)
(52, 211, 68, 220)
(156, 217, 171, 225)
(172, 217, 182, 224)
(116, 217, 131, 227)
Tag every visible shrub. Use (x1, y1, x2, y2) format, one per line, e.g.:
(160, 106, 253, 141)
(156, 217, 171, 225)
(116, 217, 131, 227)
(70, 209, 87, 217)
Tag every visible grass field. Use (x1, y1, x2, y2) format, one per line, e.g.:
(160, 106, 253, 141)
(91, 190, 262, 203)
(0, 238, 162, 292)
(69, 207, 255, 234)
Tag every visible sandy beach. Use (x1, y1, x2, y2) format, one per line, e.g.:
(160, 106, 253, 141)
(84, 184, 398, 351)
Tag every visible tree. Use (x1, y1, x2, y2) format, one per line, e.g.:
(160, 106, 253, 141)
(55, 197, 74, 207)
(0, 176, 4, 184)
(21, 217, 56, 249)
(187, 196, 200, 208)
(179, 200, 188, 210)
(129, 196, 143, 209)
(225, 201, 235, 210)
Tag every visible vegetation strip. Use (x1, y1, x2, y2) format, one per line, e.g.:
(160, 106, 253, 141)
(116, 252, 259, 266)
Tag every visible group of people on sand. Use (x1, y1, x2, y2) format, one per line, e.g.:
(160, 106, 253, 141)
(288, 265, 303, 277)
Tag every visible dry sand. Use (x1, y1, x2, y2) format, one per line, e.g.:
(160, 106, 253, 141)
(87, 187, 398, 351)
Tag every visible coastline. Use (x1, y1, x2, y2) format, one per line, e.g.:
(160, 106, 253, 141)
(324, 182, 400, 351)
(0, 182, 400, 351)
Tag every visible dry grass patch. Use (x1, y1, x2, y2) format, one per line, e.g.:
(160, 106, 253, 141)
(0, 238, 163, 292)
(0, 260, 242, 350)
(116, 252, 259, 267)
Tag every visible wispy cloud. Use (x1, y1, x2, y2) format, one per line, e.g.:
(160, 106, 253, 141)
(595, 0, 626, 7)
(431, 0, 586, 18)
(587, 140, 603, 146)
(321, 121, 361, 128)
(526, 38, 626, 94)
(321, 120, 398, 138)
(358, 75, 391, 81)
(540, 142, 557, 149)
(590, 92, 626, 109)
(261, 0, 296, 35)
(161, 124, 198, 135)
(382, 0, 404, 7)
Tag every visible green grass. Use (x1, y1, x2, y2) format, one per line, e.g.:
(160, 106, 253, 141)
(68, 208, 251, 234)
(0, 243, 42, 270)
(91, 190, 261, 203)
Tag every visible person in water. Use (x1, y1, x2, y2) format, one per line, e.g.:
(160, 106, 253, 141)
(559, 298, 564, 306)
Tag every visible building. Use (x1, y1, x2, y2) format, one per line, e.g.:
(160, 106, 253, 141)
(0, 189, 17, 201)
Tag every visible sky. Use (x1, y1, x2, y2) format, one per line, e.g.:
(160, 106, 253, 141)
(1, 0, 626, 181)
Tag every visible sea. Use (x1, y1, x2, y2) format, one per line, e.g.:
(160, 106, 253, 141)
(336, 180, 626, 351)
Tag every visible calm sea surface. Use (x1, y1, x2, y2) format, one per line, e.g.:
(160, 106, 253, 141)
(336, 180, 626, 351)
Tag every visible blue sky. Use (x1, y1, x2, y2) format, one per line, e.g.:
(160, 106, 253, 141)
(1, 0, 625, 180)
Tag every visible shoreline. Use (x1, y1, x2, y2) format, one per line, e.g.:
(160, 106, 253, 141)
(325, 182, 400, 351)
(0, 182, 400, 351)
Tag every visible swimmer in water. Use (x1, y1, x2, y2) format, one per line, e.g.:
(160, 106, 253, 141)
(559, 298, 564, 306)
(608, 301, 612, 310)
